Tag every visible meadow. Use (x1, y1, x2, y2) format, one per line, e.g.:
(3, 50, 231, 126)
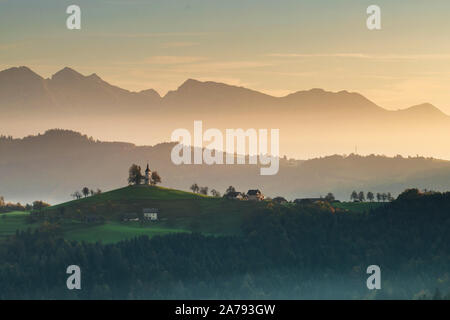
(1, 185, 266, 243)
(0, 211, 37, 239)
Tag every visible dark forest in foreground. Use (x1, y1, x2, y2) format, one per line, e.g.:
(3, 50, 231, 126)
(0, 189, 449, 300)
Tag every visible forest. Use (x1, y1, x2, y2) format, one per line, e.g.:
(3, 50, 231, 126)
(0, 189, 449, 300)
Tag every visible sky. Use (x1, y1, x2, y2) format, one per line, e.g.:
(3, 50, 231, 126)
(1, 0, 450, 112)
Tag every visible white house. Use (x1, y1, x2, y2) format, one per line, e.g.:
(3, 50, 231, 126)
(143, 208, 159, 221)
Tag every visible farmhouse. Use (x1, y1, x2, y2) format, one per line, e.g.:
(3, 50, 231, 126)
(226, 192, 246, 200)
(247, 189, 264, 201)
(143, 208, 159, 221)
(294, 198, 323, 205)
(272, 196, 287, 204)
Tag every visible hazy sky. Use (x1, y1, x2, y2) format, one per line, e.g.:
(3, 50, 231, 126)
(1, 0, 450, 112)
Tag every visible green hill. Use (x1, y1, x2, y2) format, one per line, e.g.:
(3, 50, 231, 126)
(0, 211, 37, 240)
(37, 185, 266, 243)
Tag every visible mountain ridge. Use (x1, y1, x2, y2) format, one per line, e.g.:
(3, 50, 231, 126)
(2, 66, 450, 161)
(1, 66, 447, 116)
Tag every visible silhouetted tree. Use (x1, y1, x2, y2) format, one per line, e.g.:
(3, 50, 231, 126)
(325, 193, 335, 202)
(71, 191, 82, 200)
(199, 186, 209, 195)
(32, 200, 50, 212)
(367, 192, 374, 202)
(358, 191, 365, 202)
(387, 192, 394, 202)
(226, 186, 236, 195)
(211, 189, 221, 197)
(82, 187, 90, 198)
(151, 171, 162, 186)
(190, 183, 200, 193)
(128, 164, 143, 185)
(351, 191, 358, 202)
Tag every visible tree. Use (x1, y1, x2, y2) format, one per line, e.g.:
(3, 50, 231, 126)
(0, 196, 4, 207)
(151, 171, 162, 186)
(199, 186, 209, 195)
(82, 187, 90, 198)
(381, 193, 388, 202)
(32, 200, 50, 212)
(90, 189, 95, 196)
(190, 183, 200, 193)
(71, 191, 82, 200)
(387, 192, 394, 202)
(211, 189, 221, 197)
(350, 191, 358, 202)
(367, 192, 374, 202)
(226, 186, 236, 195)
(358, 191, 365, 202)
(96, 189, 102, 195)
(128, 164, 143, 185)
(376, 193, 381, 202)
(396, 189, 420, 201)
(325, 193, 335, 202)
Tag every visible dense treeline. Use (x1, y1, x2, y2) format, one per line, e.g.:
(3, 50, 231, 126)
(0, 189, 449, 299)
(0, 196, 50, 213)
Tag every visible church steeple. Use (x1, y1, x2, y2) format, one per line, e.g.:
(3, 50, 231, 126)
(144, 163, 151, 185)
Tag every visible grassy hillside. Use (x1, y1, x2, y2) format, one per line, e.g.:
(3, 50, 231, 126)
(62, 221, 189, 244)
(38, 185, 266, 242)
(3, 188, 384, 244)
(0, 211, 38, 239)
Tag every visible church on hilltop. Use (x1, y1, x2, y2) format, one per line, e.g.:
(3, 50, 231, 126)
(129, 162, 161, 186)
(144, 163, 152, 185)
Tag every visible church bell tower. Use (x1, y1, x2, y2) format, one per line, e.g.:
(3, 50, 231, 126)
(144, 163, 151, 185)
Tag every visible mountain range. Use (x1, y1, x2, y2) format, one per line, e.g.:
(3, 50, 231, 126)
(1, 66, 450, 159)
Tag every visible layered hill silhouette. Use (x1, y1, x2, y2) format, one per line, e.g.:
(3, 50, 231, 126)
(2, 129, 450, 204)
(1, 66, 450, 159)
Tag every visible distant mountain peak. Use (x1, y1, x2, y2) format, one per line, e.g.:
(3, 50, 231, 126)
(169, 78, 271, 97)
(308, 88, 326, 94)
(87, 73, 102, 81)
(182, 78, 201, 86)
(402, 103, 447, 116)
(176, 78, 210, 92)
(51, 67, 85, 81)
(0, 66, 43, 81)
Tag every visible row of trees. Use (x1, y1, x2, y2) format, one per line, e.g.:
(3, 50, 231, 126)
(186, 186, 393, 204)
(71, 187, 102, 200)
(350, 191, 394, 202)
(0, 196, 50, 213)
(128, 164, 161, 186)
(189, 183, 221, 197)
